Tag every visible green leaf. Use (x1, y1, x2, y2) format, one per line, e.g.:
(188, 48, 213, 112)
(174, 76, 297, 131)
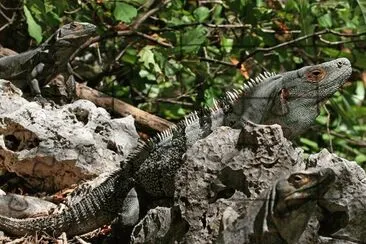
(220, 36, 233, 53)
(113, 2, 137, 23)
(24, 5, 43, 44)
(355, 153, 366, 164)
(300, 138, 319, 151)
(193, 7, 210, 22)
(139, 69, 156, 81)
(357, 0, 366, 24)
(318, 13, 332, 28)
(353, 81, 365, 105)
(138, 46, 162, 73)
(121, 48, 138, 64)
(354, 50, 366, 69)
(179, 26, 207, 54)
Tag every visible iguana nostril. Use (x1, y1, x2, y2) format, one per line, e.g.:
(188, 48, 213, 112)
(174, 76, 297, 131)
(337, 61, 343, 68)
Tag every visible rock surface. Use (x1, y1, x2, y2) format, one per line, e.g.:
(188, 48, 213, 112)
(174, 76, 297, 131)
(0, 193, 56, 218)
(0, 82, 139, 191)
(130, 123, 366, 244)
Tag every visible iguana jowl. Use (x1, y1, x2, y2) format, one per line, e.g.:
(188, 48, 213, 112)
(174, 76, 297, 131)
(218, 168, 336, 244)
(0, 58, 351, 237)
(0, 22, 96, 101)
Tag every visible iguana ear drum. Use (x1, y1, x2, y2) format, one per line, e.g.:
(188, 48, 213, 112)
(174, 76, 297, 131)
(306, 67, 326, 82)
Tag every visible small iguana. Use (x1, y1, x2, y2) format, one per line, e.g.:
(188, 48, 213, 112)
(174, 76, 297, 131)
(0, 58, 351, 237)
(218, 168, 336, 244)
(0, 22, 96, 102)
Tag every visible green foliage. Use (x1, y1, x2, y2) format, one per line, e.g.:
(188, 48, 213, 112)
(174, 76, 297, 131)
(23, 5, 42, 43)
(113, 2, 137, 23)
(12, 0, 366, 166)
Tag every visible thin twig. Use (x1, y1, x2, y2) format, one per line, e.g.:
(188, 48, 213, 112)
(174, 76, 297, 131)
(199, 57, 236, 67)
(114, 43, 132, 62)
(161, 22, 252, 31)
(318, 36, 363, 45)
(261, 28, 302, 34)
(0, 2, 22, 10)
(199, 0, 224, 4)
(0, 11, 15, 32)
(330, 131, 366, 147)
(0, 8, 11, 22)
(131, 0, 159, 30)
(64, 8, 81, 14)
(155, 98, 194, 106)
(237, 29, 366, 66)
(134, 31, 173, 47)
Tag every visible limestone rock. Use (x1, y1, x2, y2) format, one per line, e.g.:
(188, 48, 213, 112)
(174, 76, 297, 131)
(307, 150, 366, 243)
(0, 193, 56, 218)
(0, 89, 139, 191)
(131, 124, 366, 243)
(175, 124, 304, 243)
(131, 207, 188, 244)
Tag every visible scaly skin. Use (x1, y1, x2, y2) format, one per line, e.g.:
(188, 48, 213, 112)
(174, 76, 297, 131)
(0, 59, 351, 237)
(0, 22, 96, 100)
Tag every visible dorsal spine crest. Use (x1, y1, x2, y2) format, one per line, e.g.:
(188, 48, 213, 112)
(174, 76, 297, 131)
(125, 71, 277, 161)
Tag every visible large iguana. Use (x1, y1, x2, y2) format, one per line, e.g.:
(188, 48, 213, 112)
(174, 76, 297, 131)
(218, 168, 336, 244)
(0, 22, 96, 102)
(0, 58, 351, 237)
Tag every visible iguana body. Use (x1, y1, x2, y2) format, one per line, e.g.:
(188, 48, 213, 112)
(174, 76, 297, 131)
(218, 168, 336, 244)
(0, 58, 351, 236)
(0, 22, 96, 101)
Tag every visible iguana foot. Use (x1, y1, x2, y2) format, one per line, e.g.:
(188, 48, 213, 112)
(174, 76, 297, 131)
(33, 95, 57, 108)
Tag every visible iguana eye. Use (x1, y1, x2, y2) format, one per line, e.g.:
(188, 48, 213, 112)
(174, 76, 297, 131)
(306, 67, 326, 82)
(289, 174, 309, 187)
(293, 175, 303, 182)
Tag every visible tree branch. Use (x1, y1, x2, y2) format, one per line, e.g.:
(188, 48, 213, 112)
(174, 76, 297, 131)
(237, 29, 366, 67)
(76, 83, 174, 132)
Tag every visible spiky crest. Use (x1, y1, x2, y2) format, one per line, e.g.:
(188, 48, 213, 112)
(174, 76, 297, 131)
(124, 71, 277, 163)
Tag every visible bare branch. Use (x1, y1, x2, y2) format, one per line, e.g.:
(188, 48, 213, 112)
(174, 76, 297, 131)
(199, 57, 236, 67)
(237, 29, 366, 67)
(134, 31, 173, 47)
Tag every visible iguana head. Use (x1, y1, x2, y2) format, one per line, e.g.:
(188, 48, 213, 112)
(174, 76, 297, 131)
(274, 168, 335, 215)
(272, 168, 336, 243)
(54, 22, 97, 46)
(262, 58, 352, 138)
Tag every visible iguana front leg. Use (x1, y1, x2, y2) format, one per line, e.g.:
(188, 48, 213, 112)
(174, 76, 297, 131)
(29, 63, 44, 97)
(29, 63, 53, 105)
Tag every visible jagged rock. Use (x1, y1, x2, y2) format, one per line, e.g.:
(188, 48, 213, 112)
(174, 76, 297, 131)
(0, 87, 139, 191)
(0, 193, 56, 218)
(0, 79, 27, 115)
(130, 124, 365, 243)
(307, 150, 366, 243)
(175, 124, 305, 243)
(131, 207, 188, 244)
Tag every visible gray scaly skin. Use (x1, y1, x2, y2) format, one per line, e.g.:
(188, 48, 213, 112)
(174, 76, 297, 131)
(0, 58, 351, 237)
(0, 22, 96, 101)
(218, 168, 336, 244)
